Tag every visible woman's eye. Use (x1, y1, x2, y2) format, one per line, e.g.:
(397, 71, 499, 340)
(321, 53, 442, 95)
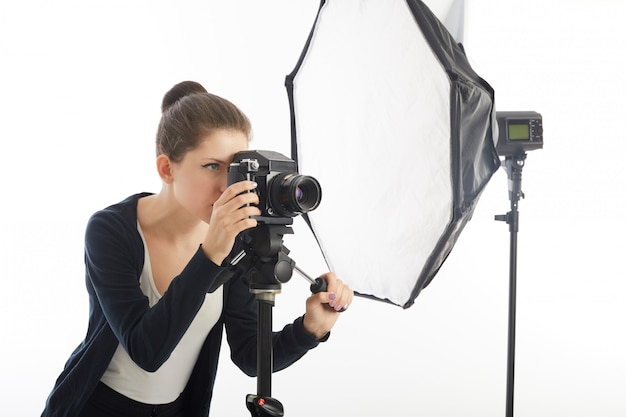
(202, 163, 220, 171)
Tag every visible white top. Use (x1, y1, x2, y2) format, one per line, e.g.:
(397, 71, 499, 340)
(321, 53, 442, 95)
(100, 224, 223, 404)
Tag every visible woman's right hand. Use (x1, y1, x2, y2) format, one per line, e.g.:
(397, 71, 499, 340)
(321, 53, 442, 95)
(201, 180, 261, 265)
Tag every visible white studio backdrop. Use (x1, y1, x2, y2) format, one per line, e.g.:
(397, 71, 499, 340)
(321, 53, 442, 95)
(1, 1, 624, 416)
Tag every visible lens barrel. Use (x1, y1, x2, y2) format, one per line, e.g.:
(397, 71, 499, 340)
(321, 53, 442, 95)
(269, 173, 322, 217)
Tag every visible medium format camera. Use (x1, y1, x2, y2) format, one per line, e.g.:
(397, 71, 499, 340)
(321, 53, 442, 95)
(227, 150, 322, 224)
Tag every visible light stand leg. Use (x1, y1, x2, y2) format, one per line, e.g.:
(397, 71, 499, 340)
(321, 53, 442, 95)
(505, 199, 518, 417)
(495, 153, 526, 417)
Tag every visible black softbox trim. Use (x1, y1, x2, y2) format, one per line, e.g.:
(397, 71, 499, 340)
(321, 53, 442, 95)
(404, 0, 500, 308)
(286, 0, 500, 308)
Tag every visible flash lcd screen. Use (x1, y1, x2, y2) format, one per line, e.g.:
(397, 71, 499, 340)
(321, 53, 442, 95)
(508, 123, 530, 141)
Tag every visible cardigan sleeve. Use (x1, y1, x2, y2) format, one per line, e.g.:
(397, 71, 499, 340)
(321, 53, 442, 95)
(84, 208, 229, 372)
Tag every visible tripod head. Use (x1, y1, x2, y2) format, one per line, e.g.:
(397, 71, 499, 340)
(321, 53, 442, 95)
(232, 222, 296, 292)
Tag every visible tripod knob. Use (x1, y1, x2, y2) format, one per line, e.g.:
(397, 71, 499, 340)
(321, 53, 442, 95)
(310, 277, 346, 313)
(274, 256, 294, 284)
(309, 277, 327, 293)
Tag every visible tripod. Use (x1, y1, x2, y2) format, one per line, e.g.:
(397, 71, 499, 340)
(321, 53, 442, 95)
(229, 222, 296, 417)
(226, 218, 339, 416)
(495, 152, 526, 417)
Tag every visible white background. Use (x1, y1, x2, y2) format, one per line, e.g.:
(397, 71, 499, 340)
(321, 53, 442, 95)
(1, 1, 624, 416)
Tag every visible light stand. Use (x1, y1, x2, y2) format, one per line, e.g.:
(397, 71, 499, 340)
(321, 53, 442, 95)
(495, 152, 526, 417)
(493, 110, 543, 417)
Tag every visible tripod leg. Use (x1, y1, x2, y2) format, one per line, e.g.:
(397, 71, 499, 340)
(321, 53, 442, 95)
(246, 292, 285, 417)
(257, 295, 274, 397)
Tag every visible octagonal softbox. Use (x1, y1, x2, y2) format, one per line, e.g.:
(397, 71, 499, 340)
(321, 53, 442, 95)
(285, 0, 500, 308)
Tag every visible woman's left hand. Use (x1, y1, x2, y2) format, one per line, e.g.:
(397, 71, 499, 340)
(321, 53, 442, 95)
(302, 272, 354, 340)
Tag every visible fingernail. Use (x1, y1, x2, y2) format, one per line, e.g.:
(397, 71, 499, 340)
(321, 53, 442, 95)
(334, 304, 343, 311)
(250, 181, 258, 188)
(329, 293, 336, 300)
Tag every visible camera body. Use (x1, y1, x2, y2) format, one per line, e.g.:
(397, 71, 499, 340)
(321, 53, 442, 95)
(496, 111, 543, 156)
(227, 150, 322, 225)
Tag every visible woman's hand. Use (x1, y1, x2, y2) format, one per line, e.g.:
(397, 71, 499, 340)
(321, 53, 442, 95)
(201, 180, 261, 265)
(303, 272, 354, 340)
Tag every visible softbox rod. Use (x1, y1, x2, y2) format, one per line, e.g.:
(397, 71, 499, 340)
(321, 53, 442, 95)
(495, 153, 526, 417)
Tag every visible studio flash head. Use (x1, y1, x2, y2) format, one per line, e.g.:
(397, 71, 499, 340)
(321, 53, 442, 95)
(496, 111, 543, 157)
(227, 150, 322, 224)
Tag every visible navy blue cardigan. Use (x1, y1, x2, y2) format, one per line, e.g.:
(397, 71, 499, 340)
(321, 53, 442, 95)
(42, 193, 321, 417)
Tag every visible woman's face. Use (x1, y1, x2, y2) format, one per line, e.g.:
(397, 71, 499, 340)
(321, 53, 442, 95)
(170, 129, 248, 223)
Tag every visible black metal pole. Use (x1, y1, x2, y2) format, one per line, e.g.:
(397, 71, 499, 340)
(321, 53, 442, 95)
(495, 153, 526, 417)
(246, 289, 285, 417)
(256, 293, 275, 397)
(506, 200, 519, 417)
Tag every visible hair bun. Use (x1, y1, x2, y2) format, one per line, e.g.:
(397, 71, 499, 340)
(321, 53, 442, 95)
(161, 81, 208, 113)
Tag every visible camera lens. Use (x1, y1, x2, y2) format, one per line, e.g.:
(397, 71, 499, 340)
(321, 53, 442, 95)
(269, 173, 322, 217)
(295, 187, 304, 202)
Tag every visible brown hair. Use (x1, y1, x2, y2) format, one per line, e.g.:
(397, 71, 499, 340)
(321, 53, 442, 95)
(156, 81, 252, 162)
(161, 80, 207, 113)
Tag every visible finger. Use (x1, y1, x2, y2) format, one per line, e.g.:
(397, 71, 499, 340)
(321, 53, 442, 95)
(228, 180, 258, 198)
(234, 216, 258, 234)
(326, 275, 345, 301)
(215, 191, 260, 222)
(318, 286, 348, 313)
(331, 286, 349, 311)
(216, 180, 259, 206)
(313, 273, 341, 309)
(237, 204, 262, 219)
(211, 199, 258, 228)
(329, 278, 353, 312)
(339, 287, 354, 310)
(225, 206, 259, 233)
(320, 272, 338, 293)
(232, 192, 260, 209)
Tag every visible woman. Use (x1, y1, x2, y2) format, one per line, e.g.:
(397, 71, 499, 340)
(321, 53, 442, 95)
(41, 81, 353, 417)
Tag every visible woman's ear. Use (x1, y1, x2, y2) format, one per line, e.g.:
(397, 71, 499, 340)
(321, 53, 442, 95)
(156, 154, 174, 184)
